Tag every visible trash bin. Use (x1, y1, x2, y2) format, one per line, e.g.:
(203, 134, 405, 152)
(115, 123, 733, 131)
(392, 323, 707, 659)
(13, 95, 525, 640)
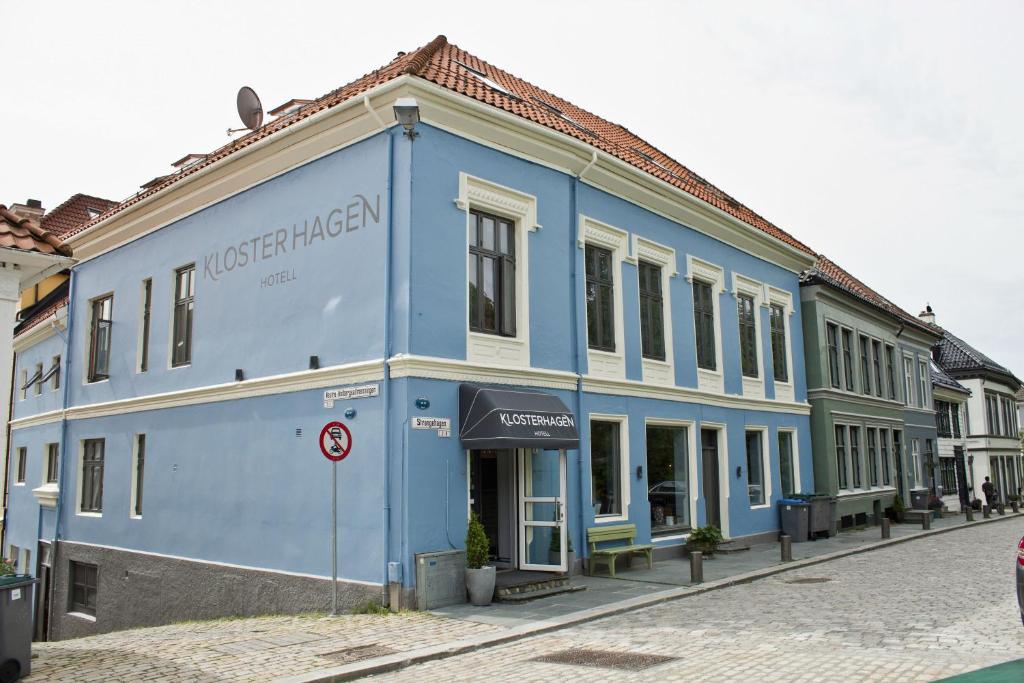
(778, 499, 811, 542)
(792, 493, 838, 539)
(909, 488, 930, 510)
(0, 575, 38, 683)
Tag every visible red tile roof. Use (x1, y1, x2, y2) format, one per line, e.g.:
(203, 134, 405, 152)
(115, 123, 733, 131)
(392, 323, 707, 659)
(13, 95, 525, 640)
(804, 255, 937, 337)
(65, 36, 815, 256)
(40, 193, 118, 238)
(15, 293, 67, 337)
(0, 205, 73, 256)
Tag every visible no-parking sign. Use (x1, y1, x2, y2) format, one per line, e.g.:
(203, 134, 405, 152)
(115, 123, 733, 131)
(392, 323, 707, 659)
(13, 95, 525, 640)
(319, 421, 352, 462)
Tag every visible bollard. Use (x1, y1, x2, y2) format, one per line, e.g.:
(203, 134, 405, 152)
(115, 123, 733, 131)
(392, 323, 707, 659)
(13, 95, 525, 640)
(881, 518, 891, 539)
(690, 550, 704, 584)
(965, 506, 974, 522)
(983, 505, 991, 518)
(998, 503, 1006, 516)
(781, 534, 793, 562)
(921, 513, 931, 530)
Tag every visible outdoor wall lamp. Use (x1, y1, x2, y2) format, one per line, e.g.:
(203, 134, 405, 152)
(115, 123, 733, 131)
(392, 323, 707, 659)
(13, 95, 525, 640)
(736, 466, 743, 479)
(235, 368, 245, 382)
(393, 97, 420, 139)
(636, 465, 643, 480)
(309, 355, 320, 370)
(415, 397, 430, 410)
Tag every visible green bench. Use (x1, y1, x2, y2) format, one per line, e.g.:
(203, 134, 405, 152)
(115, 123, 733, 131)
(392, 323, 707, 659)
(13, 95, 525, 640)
(586, 523, 654, 577)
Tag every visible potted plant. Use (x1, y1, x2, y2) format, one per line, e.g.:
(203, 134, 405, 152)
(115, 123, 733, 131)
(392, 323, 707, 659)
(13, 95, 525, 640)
(891, 495, 906, 523)
(0, 557, 15, 577)
(686, 525, 723, 557)
(465, 513, 495, 606)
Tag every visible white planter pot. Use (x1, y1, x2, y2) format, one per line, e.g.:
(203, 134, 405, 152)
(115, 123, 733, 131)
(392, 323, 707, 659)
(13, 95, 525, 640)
(465, 566, 496, 606)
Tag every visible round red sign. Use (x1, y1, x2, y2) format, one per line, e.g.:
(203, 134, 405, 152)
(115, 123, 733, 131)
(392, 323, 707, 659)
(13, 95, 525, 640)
(319, 421, 352, 462)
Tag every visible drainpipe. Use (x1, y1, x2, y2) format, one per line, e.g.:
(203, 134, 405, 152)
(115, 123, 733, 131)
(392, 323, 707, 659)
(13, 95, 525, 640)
(53, 271, 75, 549)
(572, 151, 598, 564)
(382, 125, 396, 600)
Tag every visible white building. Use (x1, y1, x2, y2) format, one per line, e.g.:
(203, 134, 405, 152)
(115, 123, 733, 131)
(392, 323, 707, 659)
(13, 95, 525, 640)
(931, 361, 971, 509)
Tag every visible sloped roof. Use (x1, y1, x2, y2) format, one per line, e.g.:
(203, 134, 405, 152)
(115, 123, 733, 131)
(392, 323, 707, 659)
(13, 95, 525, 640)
(931, 360, 970, 395)
(41, 194, 118, 238)
(933, 327, 1022, 389)
(801, 254, 938, 337)
(65, 35, 814, 257)
(0, 205, 72, 256)
(15, 285, 68, 336)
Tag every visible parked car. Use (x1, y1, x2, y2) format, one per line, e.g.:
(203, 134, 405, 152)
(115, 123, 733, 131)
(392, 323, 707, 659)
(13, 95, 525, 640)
(1017, 535, 1024, 625)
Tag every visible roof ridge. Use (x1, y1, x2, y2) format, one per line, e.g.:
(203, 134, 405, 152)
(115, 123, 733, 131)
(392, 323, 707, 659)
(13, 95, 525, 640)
(402, 34, 448, 76)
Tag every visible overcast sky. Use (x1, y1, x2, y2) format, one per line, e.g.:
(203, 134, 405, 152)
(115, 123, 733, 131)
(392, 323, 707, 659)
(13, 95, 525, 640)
(2, 1, 1021, 378)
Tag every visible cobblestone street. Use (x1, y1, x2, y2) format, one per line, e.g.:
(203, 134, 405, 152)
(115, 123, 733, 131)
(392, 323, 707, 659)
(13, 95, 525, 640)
(375, 518, 1024, 682)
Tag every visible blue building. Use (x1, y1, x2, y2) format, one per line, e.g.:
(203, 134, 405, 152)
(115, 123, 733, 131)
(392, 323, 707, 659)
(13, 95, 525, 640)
(4, 36, 818, 638)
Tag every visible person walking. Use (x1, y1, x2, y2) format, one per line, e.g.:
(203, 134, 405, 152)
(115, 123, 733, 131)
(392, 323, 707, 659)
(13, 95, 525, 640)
(981, 476, 996, 506)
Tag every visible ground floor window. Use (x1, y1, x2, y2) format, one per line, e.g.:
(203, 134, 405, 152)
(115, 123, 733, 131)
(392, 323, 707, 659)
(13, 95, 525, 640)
(745, 430, 765, 506)
(591, 420, 623, 517)
(866, 428, 878, 487)
(835, 425, 848, 490)
(69, 561, 98, 616)
(880, 430, 891, 486)
(646, 425, 689, 534)
(911, 439, 921, 488)
(939, 457, 957, 497)
(849, 426, 862, 489)
(778, 431, 795, 498)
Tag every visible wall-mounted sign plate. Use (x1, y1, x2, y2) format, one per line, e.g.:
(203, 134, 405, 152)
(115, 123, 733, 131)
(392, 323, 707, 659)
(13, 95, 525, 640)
(324, 383, 379, 408)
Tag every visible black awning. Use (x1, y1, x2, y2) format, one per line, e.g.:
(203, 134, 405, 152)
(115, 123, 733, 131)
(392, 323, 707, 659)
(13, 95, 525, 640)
(459, 383, 579, 450)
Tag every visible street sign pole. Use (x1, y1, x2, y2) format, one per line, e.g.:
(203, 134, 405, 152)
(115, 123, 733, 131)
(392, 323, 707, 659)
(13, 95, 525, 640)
(331, 458, 338, 616)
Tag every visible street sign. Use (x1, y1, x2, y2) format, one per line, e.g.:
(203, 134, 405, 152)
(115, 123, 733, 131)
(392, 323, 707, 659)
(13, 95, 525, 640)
(319, 421, 352, 462)
(412, 417, 451, 430)
(323, 384, 379, 408)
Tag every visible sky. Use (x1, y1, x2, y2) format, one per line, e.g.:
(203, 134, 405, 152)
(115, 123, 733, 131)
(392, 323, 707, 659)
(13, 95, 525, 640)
(2, 1, 1022, 378)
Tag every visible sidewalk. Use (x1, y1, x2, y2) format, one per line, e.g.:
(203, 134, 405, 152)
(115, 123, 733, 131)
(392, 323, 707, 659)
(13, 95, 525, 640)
(28, 511, 1017, 683)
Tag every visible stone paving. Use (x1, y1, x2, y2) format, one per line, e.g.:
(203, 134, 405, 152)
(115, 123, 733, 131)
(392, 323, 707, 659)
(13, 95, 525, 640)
(27, 612, 502, 682)
(373, 517, 1024, 682)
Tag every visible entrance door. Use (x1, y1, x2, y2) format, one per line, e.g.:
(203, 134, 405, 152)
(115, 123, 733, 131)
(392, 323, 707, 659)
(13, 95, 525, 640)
(517, 449, 567, 571)
(469, 450, 515, 568)
(34, 542, 52, 642)
(954, 447, 970, 507)
(701, 429, 721, 530)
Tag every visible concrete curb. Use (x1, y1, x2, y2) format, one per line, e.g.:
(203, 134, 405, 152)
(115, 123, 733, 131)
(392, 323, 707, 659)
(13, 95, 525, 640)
(274, 513, 1022, 683)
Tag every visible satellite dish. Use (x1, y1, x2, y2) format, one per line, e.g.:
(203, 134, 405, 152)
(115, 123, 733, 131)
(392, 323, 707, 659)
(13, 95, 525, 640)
(236, 86, 263, 130)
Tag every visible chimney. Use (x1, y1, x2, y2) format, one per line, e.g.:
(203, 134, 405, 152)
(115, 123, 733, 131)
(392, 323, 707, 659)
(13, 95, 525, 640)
(918, 303, 936, 325)
(10, 198, 44, 221)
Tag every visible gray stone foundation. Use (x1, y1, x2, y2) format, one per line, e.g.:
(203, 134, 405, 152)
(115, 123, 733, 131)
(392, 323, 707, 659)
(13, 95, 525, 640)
(49, 541, 383, 641)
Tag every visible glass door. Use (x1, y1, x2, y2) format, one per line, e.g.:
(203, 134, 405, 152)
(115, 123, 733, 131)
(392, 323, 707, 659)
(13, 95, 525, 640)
(517, 448, 567, 572)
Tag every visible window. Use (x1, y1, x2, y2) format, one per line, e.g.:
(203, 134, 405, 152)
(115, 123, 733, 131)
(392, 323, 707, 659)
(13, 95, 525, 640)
(892, 429, 903, 485)
(872, 340, 883, 398)
(693, 280, 716, 371)
(826, 323, 840, 388)
(745, 431, 765, 506)
(15, 447, 26, 484)
(585, 245, 616, 352)
(88, 295, 113, 382)
(935, 399, 951, 437)
(18, 369, 27, 400)
(40, 356, 61, 391)
(918, 360, 929, 409)
(850, 426, 862, 489)
(950, 402, 961, 438)
(737, 294, 758, 378)
(638, 262, 665, 361)
(903, 357, 915, 407)
(468, 210, 515, 337)
(987, 394, 1001, 435)
(21, 364, 42, 397)
(139, 278, 152, 372)
(172, 265, 195, 367)
(911, 439, 921, 488)
(591, 420, 623, 516)
(778, 431, 796, 498)
(769, 304, 788, 383)
(132, 434, 146, 517)
(835, 425, 848, 490)
(859, 335, 871, 395)
(867, 428, 879, 487)
(46, 443, 59, 484)
(80, 439, 105, 513)
(646, 425, 689, 534)
(32, 363, 43, 396)
(840, 329, 854, 391)
(924, 439, 934, 490)
(880, 429, 891, 486)
(885, 345, 897, 400)
(940, 458, 957, 496)
(69, 561, 98, 616)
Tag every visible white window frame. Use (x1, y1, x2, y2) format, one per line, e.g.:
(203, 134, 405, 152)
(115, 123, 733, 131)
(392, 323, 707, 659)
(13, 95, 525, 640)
(644, 417, 697, 539)
(579, 216, 629, 380)
(903, 354, 915, 407)
(744, 425, 771, 509)
(835, 423, 853, 493)
(13, 446, 26, 486)
(75, 439, 103, 518)
(777, 427, 801, 497)
(732, 273, 766, 399)
(917, 359, 930, 409)
(632, 235, 677, 386)
(911, 438, 921, 488)
(167, 265, 195, 370)
(588, 413, 631, 524)
(767, 287, 795, 402)
(18, 369, 27, 401)
(33, 362, 43, 396)
(458, 173, 538, 368)
(136, 277, 152, 374)
(686, 255, 725, 394)
(130, 434, 145, 519)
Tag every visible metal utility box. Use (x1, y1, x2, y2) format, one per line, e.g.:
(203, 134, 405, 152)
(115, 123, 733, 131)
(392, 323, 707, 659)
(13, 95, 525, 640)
(778, 499, 811, 542)
(0, 575, 39, 683)
(793, 493, 838, 538)
(415, 550, 466, 610)
(910, 488, 930, 510)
